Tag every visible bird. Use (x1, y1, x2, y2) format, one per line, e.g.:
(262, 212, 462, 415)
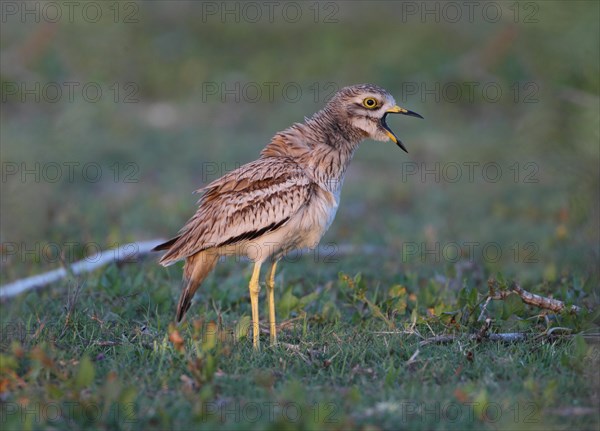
(153, 83, 423, 349)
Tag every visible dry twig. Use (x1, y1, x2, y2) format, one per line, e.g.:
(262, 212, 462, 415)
(510, 281, 582, 313)
(420, 332, 528, 346)
(484, 278, 583, 315)
(1, 240, 165, 299)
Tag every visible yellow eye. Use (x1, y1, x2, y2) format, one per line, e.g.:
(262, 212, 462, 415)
(362, 97, 378, 109)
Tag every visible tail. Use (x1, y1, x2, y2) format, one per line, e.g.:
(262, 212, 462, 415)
(176, 251, 219, 322)
(153, 236, 180, 252)
(153, 236, 186, 267)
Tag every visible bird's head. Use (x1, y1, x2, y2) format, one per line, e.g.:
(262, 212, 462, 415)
(327, 84, 423, 152)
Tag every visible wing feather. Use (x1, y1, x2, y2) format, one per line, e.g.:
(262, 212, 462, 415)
(158, 158, 313, 265)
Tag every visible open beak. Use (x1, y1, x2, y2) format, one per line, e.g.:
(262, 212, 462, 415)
(381, 105, 424, 153)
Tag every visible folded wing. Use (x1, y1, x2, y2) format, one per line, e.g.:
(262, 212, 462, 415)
(157, 158, 313, 266)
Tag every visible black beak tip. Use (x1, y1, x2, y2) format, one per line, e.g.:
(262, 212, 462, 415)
(396, 140, 408, 153)
(406, 110, 424, 120)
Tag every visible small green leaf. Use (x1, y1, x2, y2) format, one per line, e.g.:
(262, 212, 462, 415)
(0, 353, 18, 371)
(235, 316, 251, 342)
(523, 376, 538, 393)
(279, 288, 299, 318)
(501, 294, 525, 319)
(320, 301, 341, 322)
(202, 322, 217, 351)
(393, 297, 408, 315)
(473, 389, 488, 419)
(388, 285, 407, 298)
(119, 386, 137, 406)
(46, 384, 64, 399)
(468, 285, 478, 308)
(458, 286, 469, 307)
(75, 356, 95, 389)
(542, 379, 558, 404)
(298, 291, 320, 308)
(204, 354, 216, 381)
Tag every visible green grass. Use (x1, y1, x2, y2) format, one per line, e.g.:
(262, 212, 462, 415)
(1, 258, 598, 430)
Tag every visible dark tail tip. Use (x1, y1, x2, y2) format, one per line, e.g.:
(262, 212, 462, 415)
(176, 308, 186, 323)
(176, 301, 188, 322)
(176, 284, 193, 323)
(152, 236, 180, 252)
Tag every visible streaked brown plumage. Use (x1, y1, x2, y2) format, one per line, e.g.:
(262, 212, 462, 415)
(154, 84, 423, 349)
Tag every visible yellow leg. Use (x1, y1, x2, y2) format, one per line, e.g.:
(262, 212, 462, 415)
(266, 261, 279, 345)
(249, 261, 262, 350)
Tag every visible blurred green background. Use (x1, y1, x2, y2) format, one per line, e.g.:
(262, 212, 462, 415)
(1, 3, 599, 430)
(1, 0, 598, 283)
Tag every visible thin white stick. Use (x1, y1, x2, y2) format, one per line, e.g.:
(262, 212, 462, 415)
(0, 239, 166, 299)
(0, 241, 381, 300)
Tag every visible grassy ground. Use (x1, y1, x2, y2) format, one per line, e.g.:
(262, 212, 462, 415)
(1, 257, 599, 430)
(1, 1, 599, 430)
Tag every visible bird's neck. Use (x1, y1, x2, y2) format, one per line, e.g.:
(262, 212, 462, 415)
(261, 108, 365, 190)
